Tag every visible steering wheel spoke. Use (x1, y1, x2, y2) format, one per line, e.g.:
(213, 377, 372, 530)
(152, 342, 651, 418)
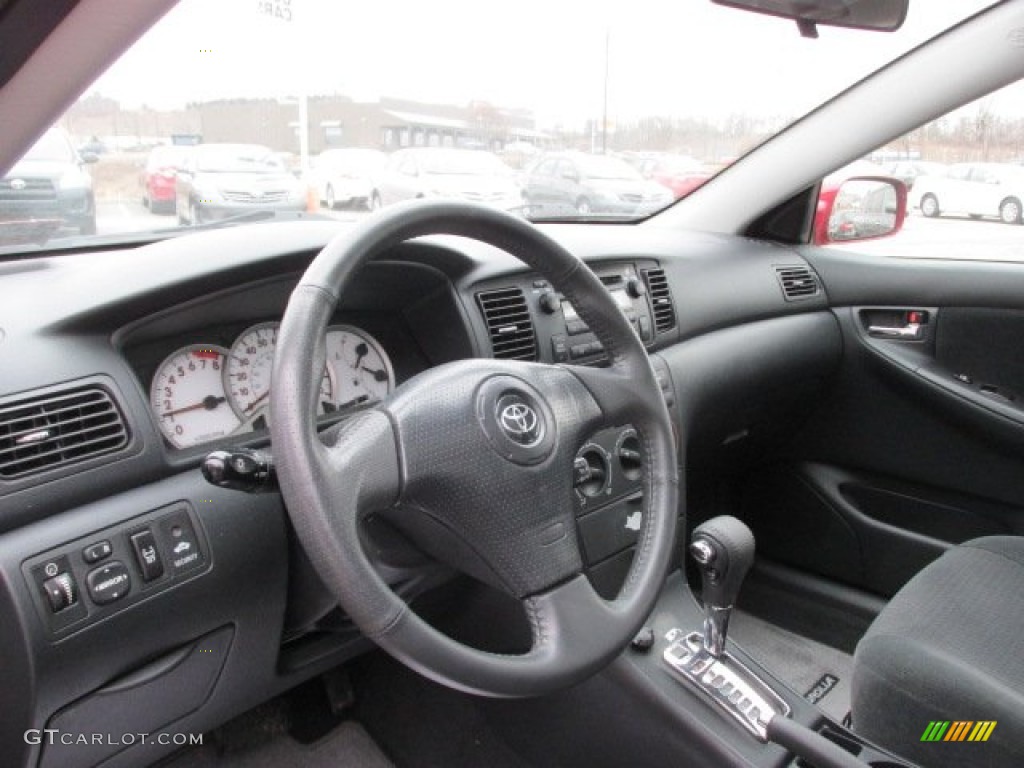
(562, 363, 652, 428)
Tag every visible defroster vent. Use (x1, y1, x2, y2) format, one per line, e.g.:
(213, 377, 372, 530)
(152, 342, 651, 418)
(0, 386, 129, 479)
(775, 265, 822, 301)
(476, 287, 538, 360)
(642, 268, 676, 333)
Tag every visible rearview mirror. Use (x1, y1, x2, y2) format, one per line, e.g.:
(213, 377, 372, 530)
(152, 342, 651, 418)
(712, 0, 907, 37)
(814, 177, 907, 245)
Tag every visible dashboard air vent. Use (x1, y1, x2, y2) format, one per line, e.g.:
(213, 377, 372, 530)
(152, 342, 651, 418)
(476, 287, 538, 361)
(775, 265, 822, 301)
(641, 268, 676, 333)
(0, 387, 129, 479)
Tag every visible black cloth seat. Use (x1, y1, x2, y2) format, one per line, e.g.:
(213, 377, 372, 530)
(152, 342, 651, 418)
(851, 536, 1024, 768)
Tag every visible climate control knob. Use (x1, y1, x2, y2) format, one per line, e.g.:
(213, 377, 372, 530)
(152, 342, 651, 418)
(538, 291, 561, 314)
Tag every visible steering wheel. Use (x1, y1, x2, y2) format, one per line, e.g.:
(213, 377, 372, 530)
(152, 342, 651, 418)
(271, 200, 678, 697)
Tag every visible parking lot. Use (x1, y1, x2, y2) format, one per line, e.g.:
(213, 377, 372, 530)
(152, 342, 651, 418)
(829, 213, 1024, 261)
(94, 197, 365, 235)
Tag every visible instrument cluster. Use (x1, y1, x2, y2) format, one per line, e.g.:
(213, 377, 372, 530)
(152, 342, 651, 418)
(149, 322, 394, 449)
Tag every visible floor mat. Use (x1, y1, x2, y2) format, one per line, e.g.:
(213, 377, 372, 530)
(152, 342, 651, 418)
(729, 610, 853, 723)
(159, 720, 393, 768)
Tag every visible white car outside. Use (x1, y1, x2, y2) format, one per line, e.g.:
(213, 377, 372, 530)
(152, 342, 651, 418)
(913, 162, 1024, 224)
(308, 148, 387, 210)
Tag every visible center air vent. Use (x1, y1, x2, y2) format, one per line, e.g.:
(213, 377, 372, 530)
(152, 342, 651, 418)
(0, 387, 129, 479)
(476, 287, 538, 361)
(775, 265, 822, 301)
(641, 268, 676, 333)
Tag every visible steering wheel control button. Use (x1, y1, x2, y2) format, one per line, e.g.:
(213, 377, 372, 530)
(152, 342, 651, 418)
(42, 572, 77, 613)
(81, 540, 112, 564)
(160, 511, 205, 574)
(86, 561, 131, 605)
(129, 529, 165, 582)
(476, 376, 556, 465)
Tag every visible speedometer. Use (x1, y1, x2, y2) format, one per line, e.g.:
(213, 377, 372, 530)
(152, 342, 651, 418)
(150, 345, 240, 449)
(324, 325, 395, 409)
(224, 322, 334, 425)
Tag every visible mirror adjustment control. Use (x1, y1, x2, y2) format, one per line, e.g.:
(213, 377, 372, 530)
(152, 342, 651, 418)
(42, 573, 77, 613)
(86, 561, 131, 605)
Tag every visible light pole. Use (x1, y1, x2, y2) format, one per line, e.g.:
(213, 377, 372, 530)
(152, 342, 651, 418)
(602, 29, 610, 154)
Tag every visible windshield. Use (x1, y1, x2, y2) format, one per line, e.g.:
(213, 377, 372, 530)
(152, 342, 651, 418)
(21, 130, 75, 163)
(319, 150, 385, 172)
(146, 146, 189, 171)
(415, 150, 512, 176)
(194, 145, 283, 174)
(577, 155, 642, 181)
(0, 0, 1004, 251)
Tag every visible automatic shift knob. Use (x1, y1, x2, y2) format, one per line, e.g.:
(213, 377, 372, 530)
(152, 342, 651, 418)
(690, 516, 755, 656)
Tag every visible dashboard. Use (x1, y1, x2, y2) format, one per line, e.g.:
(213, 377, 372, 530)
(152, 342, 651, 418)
(0, 217, 839, 768)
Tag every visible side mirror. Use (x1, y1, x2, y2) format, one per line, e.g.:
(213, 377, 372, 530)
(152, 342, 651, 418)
(814, 177, 907, 246)
(80, 152, 99, 165)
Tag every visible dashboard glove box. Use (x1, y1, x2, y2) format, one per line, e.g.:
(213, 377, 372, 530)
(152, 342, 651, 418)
(39, 625, 233, 768)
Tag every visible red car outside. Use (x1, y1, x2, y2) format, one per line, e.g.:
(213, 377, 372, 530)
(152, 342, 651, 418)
(141, 145, 190, 214)
(641, 154, 715, 200)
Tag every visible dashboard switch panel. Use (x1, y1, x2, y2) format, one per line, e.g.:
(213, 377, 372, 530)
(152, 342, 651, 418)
(23, 502, 210, 639)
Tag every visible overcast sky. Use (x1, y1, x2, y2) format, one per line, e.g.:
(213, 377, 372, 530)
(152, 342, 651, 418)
(88, 0, 1005, 127)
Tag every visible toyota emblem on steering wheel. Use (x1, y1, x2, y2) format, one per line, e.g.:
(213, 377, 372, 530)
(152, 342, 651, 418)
(499, 401, 541, 445)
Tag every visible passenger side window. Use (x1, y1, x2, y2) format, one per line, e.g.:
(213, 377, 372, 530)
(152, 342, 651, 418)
(826, 80, 1024, 261)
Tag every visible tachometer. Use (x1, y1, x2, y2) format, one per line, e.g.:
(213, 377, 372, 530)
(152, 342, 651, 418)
(150, 345, 241, 449)
(325, 325, 395, 409)
(224, 322, 334, 426)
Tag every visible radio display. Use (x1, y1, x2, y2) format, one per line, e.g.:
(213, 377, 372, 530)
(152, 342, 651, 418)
(562, 289, 631, 322)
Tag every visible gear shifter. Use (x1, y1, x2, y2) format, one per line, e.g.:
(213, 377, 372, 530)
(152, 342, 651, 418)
(689, 516, 755, 657)
(662, 515, 790, 742)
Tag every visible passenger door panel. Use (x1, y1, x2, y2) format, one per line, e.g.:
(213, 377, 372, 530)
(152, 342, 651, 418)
(745, 251, 1024, 598)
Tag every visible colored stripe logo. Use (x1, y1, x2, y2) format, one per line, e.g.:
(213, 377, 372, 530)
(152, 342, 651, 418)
(920, 721, 996, 742)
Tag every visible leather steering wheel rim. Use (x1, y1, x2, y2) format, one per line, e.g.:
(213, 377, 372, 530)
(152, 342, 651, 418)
(271, 199, 678, 697)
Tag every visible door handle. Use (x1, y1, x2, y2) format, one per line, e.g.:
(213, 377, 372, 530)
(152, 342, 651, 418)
(868, 322, 922, 340)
